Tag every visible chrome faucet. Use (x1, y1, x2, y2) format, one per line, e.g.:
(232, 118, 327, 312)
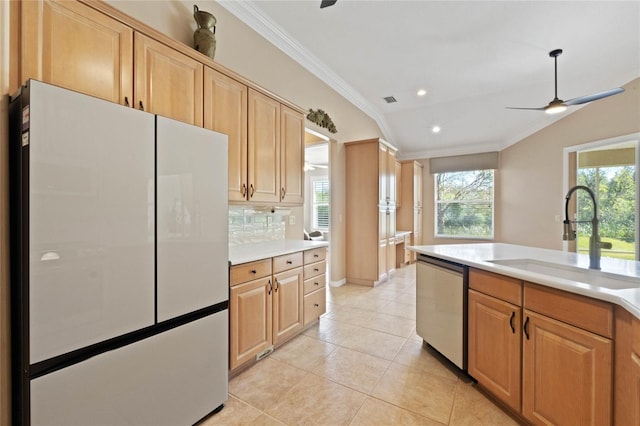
(563, 185, 612, 270)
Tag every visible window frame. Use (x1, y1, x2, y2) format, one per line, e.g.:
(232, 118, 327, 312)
(433, 169, 495, 240)
(310, 175, 329, 232)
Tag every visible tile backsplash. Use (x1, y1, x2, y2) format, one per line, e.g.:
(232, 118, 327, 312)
(229, 206, 291, 247)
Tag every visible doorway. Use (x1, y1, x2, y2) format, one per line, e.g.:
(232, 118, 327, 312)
(304, 129, 331, 278)
(564, 134, 639, 261)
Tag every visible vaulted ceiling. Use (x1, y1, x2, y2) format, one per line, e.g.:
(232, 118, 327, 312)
(220, 1, 640, 158)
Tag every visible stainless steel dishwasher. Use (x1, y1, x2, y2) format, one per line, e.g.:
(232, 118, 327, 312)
(416, 254, 468, 370)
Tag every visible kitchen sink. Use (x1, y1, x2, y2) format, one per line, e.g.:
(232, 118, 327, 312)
(488, 259, 640, 290)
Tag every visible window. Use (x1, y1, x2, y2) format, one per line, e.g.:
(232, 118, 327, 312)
(435, 170, 494, 238)
(311, 178, 329, 230)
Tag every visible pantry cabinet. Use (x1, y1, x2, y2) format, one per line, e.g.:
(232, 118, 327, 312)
(134, 33, 203, 126)
(20, 0, 133, 104)
(468, 268, 614, 425)
(398, 161, 423, 262)
(280, 105, 305, 204)
(345, 138, 398, 286)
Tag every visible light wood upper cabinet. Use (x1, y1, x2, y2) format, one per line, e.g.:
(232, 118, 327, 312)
(280, 105, 305, 204)
(398, 160, 423, 262)
(21, 0, 133, 104)
(388, 149, 397, 205)
(395, 160, 402, 208)
(248, 89, 281, 203)
(134, 33, 203, 126)
(204, 67, 248, 202)
(522, 310, 612, 426)
(468, 289, 522, 412)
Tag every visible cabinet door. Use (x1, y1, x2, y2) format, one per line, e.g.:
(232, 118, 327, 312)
(522, 310, 612, 426)
(248, 89, 280, 202)
(280, 105, 304, 204)
(134, 33, 203, 126)
(273, 268, 303, 345)
(230, 277, 273, 370)
(21, 0, 133, 105)
(468, 290, 521, 412)
(204, 67, 248, 202)
(379, 143, 388, 205)
(414, 162, 423, 208)
(378, 239, 387, 282)
(387, 149, 397, 205)
(395, 160, 402, 208)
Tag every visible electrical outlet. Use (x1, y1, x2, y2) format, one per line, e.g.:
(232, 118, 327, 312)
(289, 215, 296, 225)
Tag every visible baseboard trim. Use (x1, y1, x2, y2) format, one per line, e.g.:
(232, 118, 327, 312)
(329, 278, 346, 287)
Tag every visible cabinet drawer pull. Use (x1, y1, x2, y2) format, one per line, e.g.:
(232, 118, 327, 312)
(314, 282, 319, 286)
(241, 183, 247, 197)
(286, 260, 293, 265)
(250, 269, 257, 274)
(314, 254, 319, 258)
(267, 279, 272, 295)
(281, 187, 286, 199)
(314, 303, 319, 308)
(249, 184, 255, 198)
(509, 311, 516, 334)
(274, 279, 279, 292)
(138, 100, 144, 111)
(524, 316, 530, 340)
(124, 96, 130, 107)
(314, 268, 319, 272)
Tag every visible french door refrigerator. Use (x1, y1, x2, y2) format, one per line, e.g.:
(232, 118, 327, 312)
(9, 80, 229, 425)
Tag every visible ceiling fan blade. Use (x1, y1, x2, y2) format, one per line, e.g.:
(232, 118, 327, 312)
(506, 106, 547, 111)
(320, 0, 337, 8)
(564, 87, 625, 106)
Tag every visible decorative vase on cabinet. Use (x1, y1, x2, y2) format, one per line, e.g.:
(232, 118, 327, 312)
(193, 5, 216, 60)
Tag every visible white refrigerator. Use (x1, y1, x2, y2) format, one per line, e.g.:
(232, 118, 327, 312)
(10, 80, 229, 425)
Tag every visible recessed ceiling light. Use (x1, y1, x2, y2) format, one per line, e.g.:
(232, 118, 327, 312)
(417, 89, 427, 97)
(432, 126, 441, 133)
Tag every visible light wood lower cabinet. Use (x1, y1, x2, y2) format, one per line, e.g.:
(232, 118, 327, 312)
(468, 268, 614, 425)
(614, 307, 640, 425)
(272, 267, 303, 345)
(229, 247, 327, 372)
(229, 276, 272, 370)
(522, 309, 612, 426)
(468, 289, 521, 412)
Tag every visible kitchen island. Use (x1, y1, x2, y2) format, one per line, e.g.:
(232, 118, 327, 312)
(409, 242, 640, 318)
(409, 243, 640, 425)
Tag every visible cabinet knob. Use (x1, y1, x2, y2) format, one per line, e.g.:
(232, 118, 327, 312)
(314, 303, 319, 308)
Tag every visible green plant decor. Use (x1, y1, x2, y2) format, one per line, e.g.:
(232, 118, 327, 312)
(306, 109, 337, 134)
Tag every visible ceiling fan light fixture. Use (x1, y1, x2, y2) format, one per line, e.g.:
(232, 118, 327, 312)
(545, 101, 567, 115)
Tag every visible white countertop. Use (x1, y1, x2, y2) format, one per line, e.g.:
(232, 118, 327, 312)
(229, 240, 329, 266)
(409, 243, 640, 319)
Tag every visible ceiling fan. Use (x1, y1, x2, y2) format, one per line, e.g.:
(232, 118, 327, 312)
(507, 49, 624, 114)
(320, 0, 337, 9)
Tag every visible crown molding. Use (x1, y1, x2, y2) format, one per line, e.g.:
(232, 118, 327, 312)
(218, 0, 395, 144)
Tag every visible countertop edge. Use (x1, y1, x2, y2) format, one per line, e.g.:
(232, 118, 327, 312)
(229, 240, 329, 266)
(409, 243, 640, 320)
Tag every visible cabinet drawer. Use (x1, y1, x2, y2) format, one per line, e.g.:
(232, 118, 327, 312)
(304, 261, 326, 280)
(230, 259, 272, 286)
(304, 247, 326, 264)
(304, 274, 326, 295)
(524, 282, 613, 338)
(304, 288, 326, 326)
(470, 268, 522, 306)
(273, 252, 303, 273)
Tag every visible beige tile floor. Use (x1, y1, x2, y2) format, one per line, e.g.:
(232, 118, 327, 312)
(205, 264, 521, 425)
